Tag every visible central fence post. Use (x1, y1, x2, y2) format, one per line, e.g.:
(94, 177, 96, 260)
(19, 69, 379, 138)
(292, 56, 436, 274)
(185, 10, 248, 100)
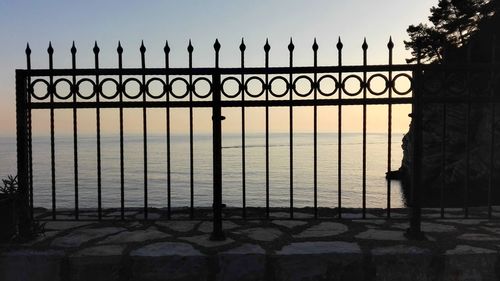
(16, 69, 32, 239)
(407, 50, 424, 240)
(210, 39, 225, 241)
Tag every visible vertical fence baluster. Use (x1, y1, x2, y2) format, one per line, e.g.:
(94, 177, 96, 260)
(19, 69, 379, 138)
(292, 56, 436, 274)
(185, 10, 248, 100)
(337, 38, 343, 219)
(488, 36, 496, 219)
(264, 39, 270, 219)
(211, 39, 224, 241)
(240, 39, 247, 219)
(387, 38, 393, 218)
(165, 41, 172, 220)
(313, 39, 318, 219)
(117, 42, 125, 220)
(288, 38, 294, 219)
(71, 42, 79, 220)
(93, 42, 102, 220)
(188, 40, 195, 219)
(26, 44, 33, 220)
(48, 42, 56, 220)
(362, 39, 368, 219)
(140, 41, 148, 220)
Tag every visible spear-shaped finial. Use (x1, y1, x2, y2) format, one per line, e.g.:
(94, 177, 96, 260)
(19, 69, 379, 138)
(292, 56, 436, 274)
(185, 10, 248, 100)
(387, 36, 394, 50)
(25, 43, 31, 56)
(264, 38, 271, 52)
(47, 41, 54, 55)
(239, 38, 246, 52)
(336, 37, 343, 50)
(187, 39, 194, 53)
(71, 41, 77, 55)
(362, 37, 368, 50)
(140, 40, 146, 53)
(164, 40, 170, 54)
(312, 38, 318, 51)
(288, 37, 295, 52)
(214, 39, 221, 52)
(117, 41, 123, 54)
(93, 41, 100, 54)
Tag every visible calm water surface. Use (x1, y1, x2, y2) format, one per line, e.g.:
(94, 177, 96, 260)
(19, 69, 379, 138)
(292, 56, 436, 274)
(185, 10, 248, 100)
(0, 133, 406, 209)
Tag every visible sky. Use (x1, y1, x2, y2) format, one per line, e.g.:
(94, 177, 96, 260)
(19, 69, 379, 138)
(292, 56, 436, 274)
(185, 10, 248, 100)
(0, 0, 438, 136)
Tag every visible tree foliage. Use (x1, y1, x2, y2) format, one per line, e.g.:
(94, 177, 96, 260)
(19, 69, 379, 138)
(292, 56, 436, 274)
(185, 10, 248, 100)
(405, 0, 496, 63)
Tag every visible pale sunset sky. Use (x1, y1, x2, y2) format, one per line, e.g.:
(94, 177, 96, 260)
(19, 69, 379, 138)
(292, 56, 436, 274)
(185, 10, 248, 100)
(0, 0, 438, 136)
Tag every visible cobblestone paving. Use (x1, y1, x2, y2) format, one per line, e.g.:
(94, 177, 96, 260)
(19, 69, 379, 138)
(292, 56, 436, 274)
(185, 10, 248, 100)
(1, 207, 500, 281)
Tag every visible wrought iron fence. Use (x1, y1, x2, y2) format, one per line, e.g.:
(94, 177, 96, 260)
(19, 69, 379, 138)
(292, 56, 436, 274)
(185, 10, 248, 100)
(15, 37, 499, 240)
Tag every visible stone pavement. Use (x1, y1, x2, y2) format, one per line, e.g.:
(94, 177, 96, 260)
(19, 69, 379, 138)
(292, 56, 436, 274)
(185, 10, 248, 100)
(1, 207, 500, 281)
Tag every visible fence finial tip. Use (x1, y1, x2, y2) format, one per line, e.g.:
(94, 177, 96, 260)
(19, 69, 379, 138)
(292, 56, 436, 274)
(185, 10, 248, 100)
(336, 37, 343, 50)
(140, 40, 146, 53)
(25, 43, 31, 55)
(164, 40, 170, 53)
(71, 41, 77, 54)
(93, 41, 100, 54)
(117, 41, 123, 54)
(362, 37, 368, 50)
(264, 39, 270, 52)
(312, 38, 318, 51)
(187, 40, 194, 53)
(387, 36, 394, 49)
(214, 39, 221, 51)
(288, 37, 295, 51)
(47, 42, 54, 54)
(240, 38, 246, 52)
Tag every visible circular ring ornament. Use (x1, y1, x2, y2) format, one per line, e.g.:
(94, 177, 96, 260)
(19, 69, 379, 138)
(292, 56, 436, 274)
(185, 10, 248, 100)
(244, 76, 265, 98)
(122, 78, 143, 99)
(366, 74, 389, 96)
(445, 73, 467, 95)
(145, 78, 167, 99)
(30, 79, 51, 100)
(269, 76, 289, 98)
(221, 77, 241, 98)
(292, 75, 314, 97)
(192, 77, 212, 99)
(53, 78, 73, 100)
(99, 78, 120, 100)
(342, 75, 363, 96)
(76, 78, 97, 100)
(317, 75, 339, 96)
(392, 73, 413, 96)
(169, 77, 190, 99)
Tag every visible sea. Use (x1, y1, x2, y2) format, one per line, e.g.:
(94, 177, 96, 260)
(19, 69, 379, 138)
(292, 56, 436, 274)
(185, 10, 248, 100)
(0, 133, 406, 209)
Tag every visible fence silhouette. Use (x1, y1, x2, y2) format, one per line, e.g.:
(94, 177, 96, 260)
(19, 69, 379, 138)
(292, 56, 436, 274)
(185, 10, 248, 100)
(15, 38, 499, 240)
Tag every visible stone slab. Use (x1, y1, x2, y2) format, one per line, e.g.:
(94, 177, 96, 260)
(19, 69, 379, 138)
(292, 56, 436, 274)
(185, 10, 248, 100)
(272, 220, 308, 229)
(237, 227, 283, 242)
(156, 220, 200, 232)
(50, 227, 126, 248)
(180, 234, 235, 248)
(443, 245, 498, 281)
(97, 226, 169, 244)
(0, 250, 65, 281)
(197, 221, 239, 233)
(44, 221, 93, 231)
(69, 245, 126, 281)
(355, 229, 407, 241)
(273, 242, 363, 281)
(457, 233, 500, 241)
(218, 244, 266, 281)
(293, 222, 347, 238)
(392, 222, 457, 233)
(130, 242, 208, 281)
(371, 245, 433, 281)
